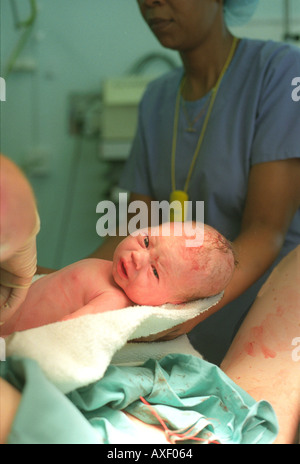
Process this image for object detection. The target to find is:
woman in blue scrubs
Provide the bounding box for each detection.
[92,0,300,364]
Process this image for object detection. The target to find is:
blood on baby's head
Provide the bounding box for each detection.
[169,222,237,302]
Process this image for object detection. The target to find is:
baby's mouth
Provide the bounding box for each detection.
[118,259,128,279]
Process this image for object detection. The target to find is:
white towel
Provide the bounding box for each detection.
[5,292,223,394]
[111,335,203,366]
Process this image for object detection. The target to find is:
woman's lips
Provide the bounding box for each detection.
[148,18,173,31]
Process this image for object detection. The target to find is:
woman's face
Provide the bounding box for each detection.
[136,0,221,51]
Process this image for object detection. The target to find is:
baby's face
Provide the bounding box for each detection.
[112,225,194,305]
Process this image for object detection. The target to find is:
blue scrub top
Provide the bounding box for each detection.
[120,38,300,364]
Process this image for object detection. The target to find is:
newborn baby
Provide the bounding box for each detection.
[0,222,236,336]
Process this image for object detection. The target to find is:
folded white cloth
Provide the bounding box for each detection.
[5,292,223,394]
[111,335,202,366]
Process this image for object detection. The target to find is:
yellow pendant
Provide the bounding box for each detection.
[169,190,189,222]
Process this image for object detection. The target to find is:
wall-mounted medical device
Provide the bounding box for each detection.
[99,53,178,160]
[100,75,155,160]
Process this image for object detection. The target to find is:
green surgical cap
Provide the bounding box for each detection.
[224,0,259,27]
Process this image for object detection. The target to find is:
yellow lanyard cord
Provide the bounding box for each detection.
[171,37,238,193]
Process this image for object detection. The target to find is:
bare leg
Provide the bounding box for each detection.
[0,378,21,444]
[221,247,300,444]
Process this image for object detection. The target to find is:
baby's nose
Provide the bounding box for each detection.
[131,250,148,270]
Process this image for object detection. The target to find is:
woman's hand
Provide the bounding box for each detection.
[0,154,40,325]
[0,218,39,324]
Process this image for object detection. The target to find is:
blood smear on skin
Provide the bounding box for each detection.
[244,326,277,359]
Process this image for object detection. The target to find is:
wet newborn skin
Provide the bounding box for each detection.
[112,222,235,305]
[0,222,236,336]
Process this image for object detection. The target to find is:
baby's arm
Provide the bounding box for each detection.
[1,259,133,335]
[61,289,131,322]
[0,259,134,335]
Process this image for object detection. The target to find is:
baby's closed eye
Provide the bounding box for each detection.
[152,266,159,279]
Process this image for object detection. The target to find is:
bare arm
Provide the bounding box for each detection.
[137,159,300,341]
[61,290,131,321]
[220,246,300,444]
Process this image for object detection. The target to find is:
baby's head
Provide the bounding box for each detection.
[112,222,236,306]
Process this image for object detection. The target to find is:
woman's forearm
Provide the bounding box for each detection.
[220,224,284,306]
